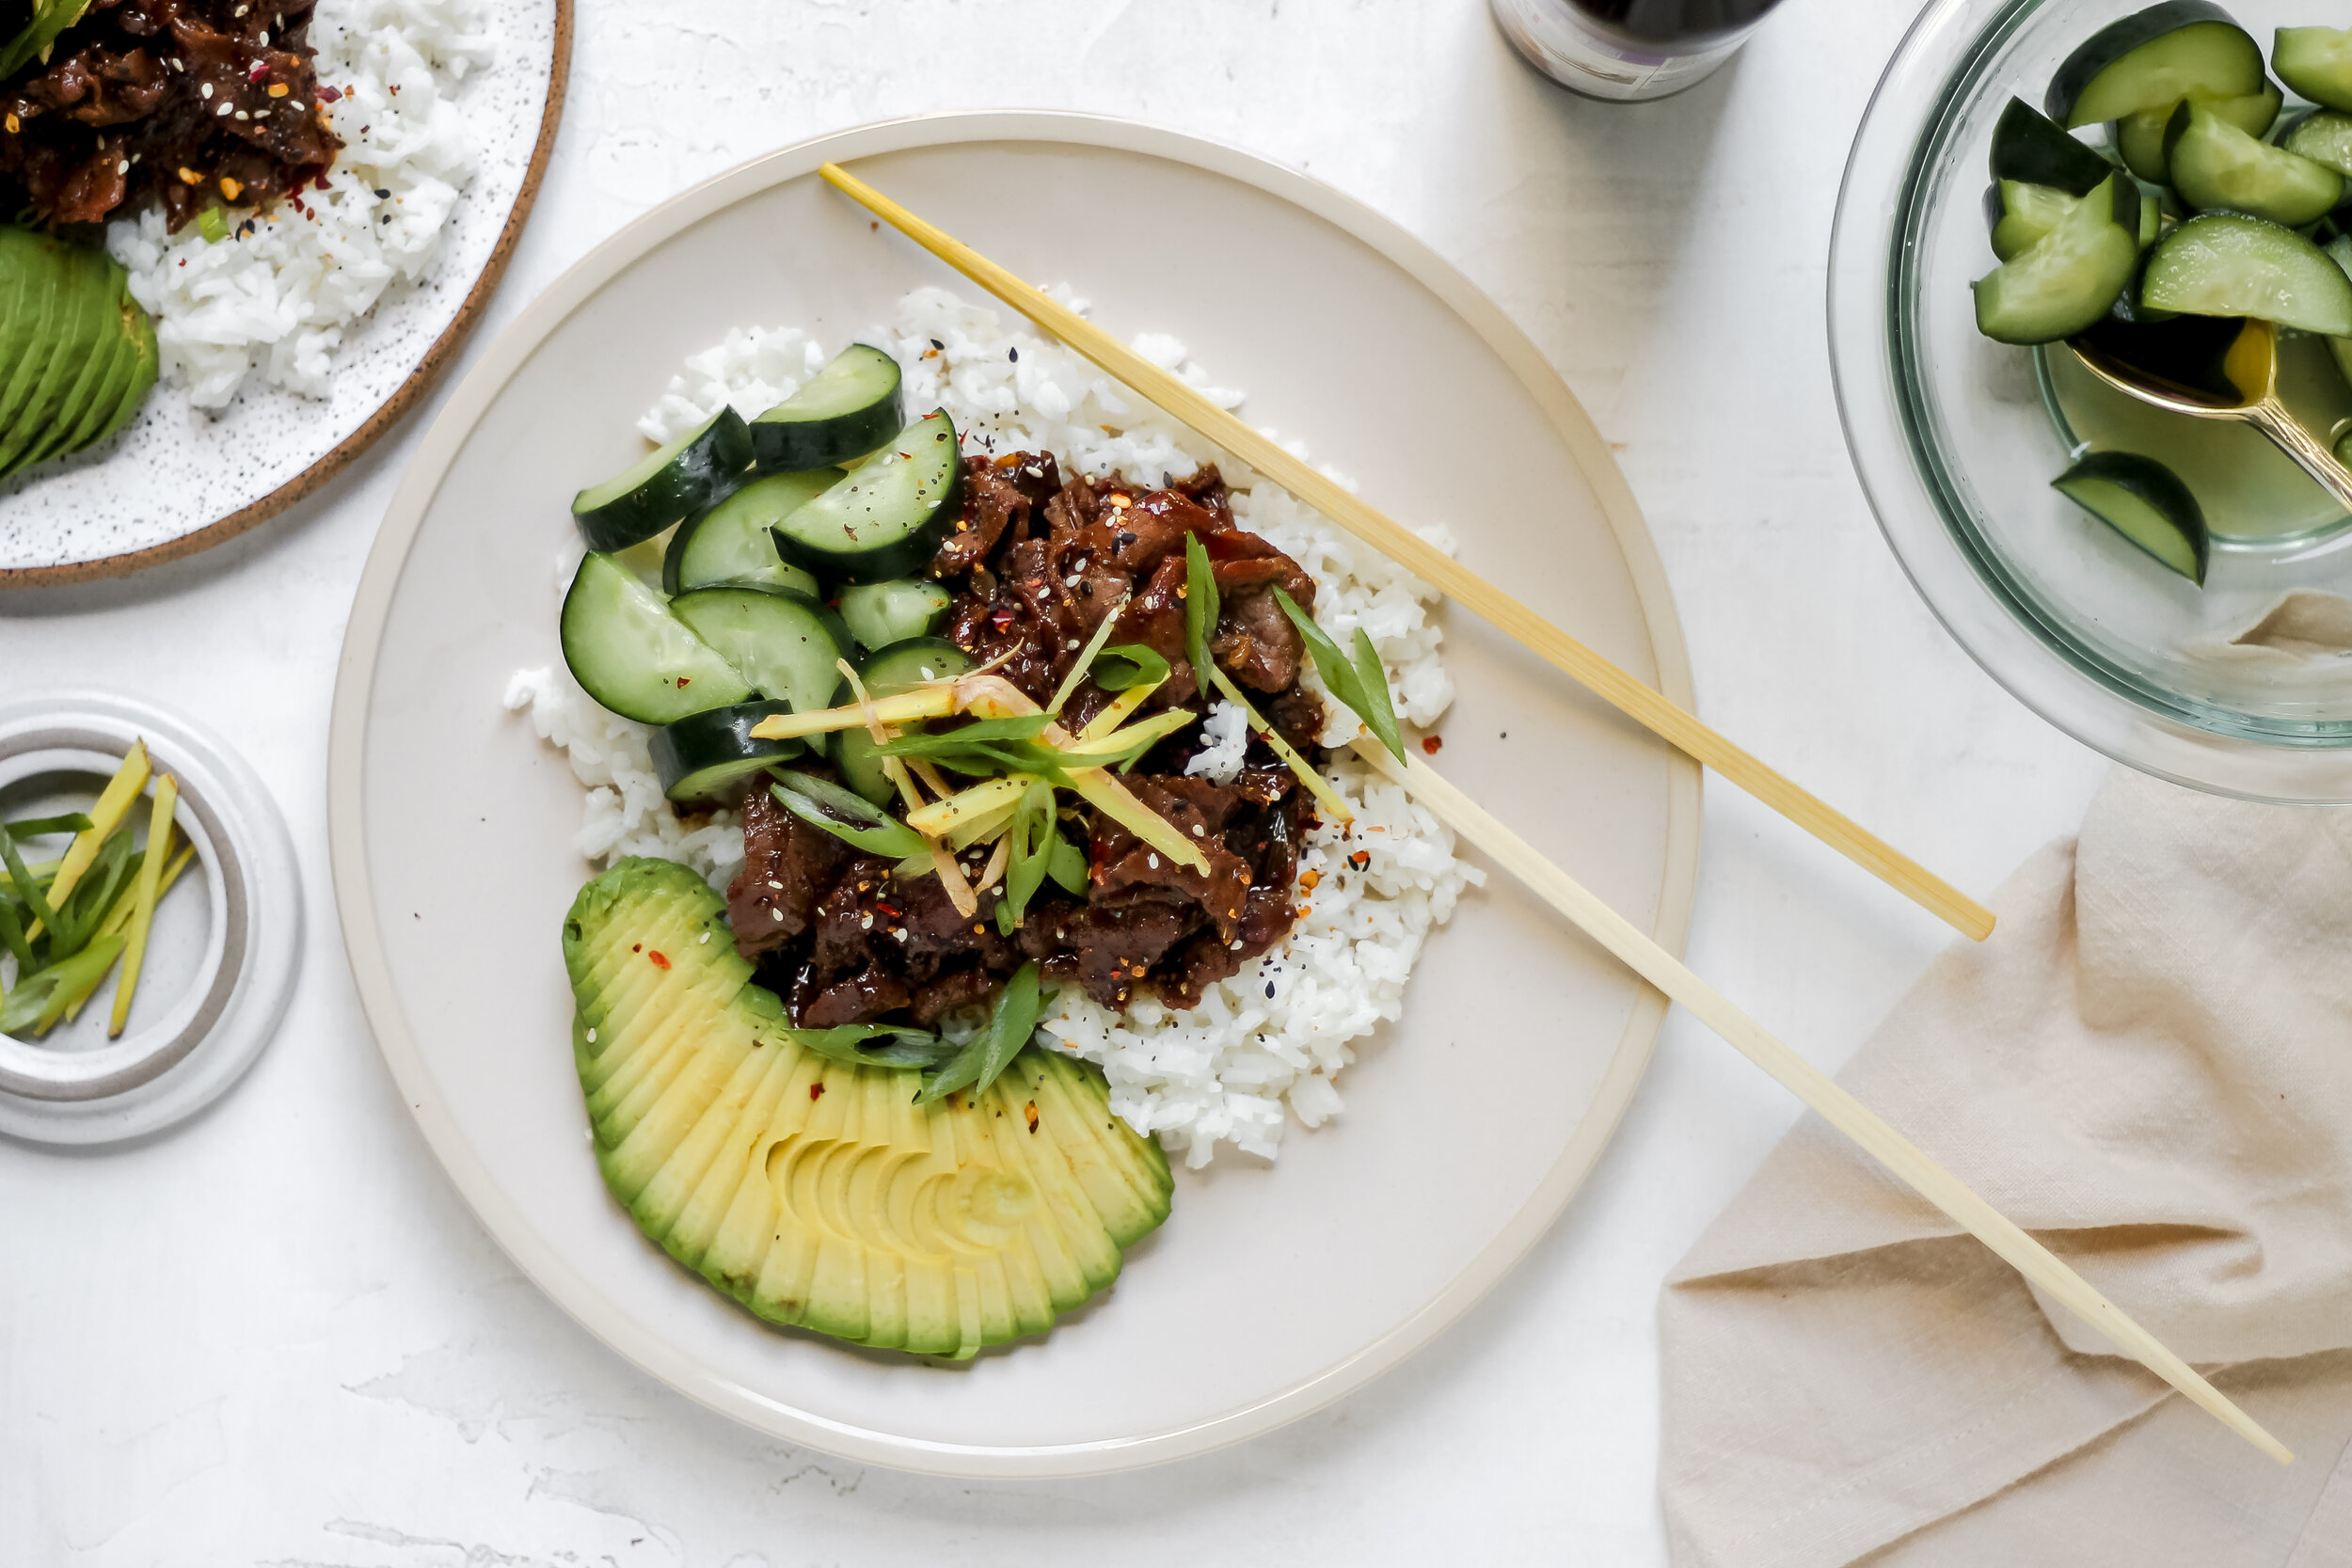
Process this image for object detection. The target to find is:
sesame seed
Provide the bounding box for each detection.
[234,109,250,119]
[1147,854,1159,870]
[585,1028,596,1043]
[200,82,214,98]
[217,103,233,116]
[770,909,783,922]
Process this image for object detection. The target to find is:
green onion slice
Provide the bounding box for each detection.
[785,1023,958,1070]
[918,961,1041,1104]
[5,813,92,841]
[1089,643,1170,694]
[1270,585,1406,763]
[1184,531,1218,698]
[768,773,929,860]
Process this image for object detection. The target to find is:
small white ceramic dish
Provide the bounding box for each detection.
[0,0,570,587]
[0,691,301,1146]
[329,112,1700,1477]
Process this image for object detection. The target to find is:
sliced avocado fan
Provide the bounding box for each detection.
[564,858,1173,1359]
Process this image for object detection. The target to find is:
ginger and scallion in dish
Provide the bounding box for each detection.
[0,739,194,1039]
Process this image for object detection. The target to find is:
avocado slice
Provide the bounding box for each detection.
[563,858,1172,1358]
[82,273,158,453]
[0,241,111,480]
[12,245,125,477]
[0,230,70,468]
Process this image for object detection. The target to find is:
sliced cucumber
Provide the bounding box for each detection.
[2047,2,2265,128]
[571,407,755,553]
[2281,110,2352,179]
[2275,26,2352,113]
[837,578,952,651]
[833,638,973,805]
[648,702,806,803]
[771,408,962,583]
[2053,451,2209,584]
[1991,97,2116,194]
[561,552,755,723]
[662,468,837,595]
[751,343,905,472]
[1992,181,2085,261]
[1974,174,2143,344]
[2112,81,2280,180]
[2141,212,2352,336]
[669,588,852,715]
[2164,100,2343,226]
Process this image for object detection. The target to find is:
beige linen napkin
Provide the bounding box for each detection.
[1660,767,2352,1567]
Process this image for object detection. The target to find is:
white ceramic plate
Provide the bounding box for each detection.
[0,0,569,586]
[328,113,1700,1477]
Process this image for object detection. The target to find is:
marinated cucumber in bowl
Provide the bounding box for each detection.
[1991,97,2118,194]
[572,406,755,552]
[561,552,756,723]
[2163,100,2342,225]
[2053,451,2211,583]
[771,408,962,582]
[750,343,905,471]
[2112,82,2278,182]
[648,701,806,803]
[2275,25,2352,111]
[2140,212,2352,335]
[2282,109,2352,178]
[2046,1,2265,128]
[662,468,836,595]
[1974,173,2143,343]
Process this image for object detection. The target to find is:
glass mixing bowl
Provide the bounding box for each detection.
[1830,0,2352,801]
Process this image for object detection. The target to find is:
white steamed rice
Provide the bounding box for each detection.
[105,0,493,408]
[507,286,1481,1166]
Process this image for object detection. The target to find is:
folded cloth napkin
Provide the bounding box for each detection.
[1659,767,2352,1568]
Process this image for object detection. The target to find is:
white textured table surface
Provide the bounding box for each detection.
[0,1,2112,1560]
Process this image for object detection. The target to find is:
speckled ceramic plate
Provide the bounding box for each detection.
[329,113,1701,1478]
[0,0,570,587]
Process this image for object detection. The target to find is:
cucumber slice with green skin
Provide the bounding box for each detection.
[836,578,952,651]
[562,552,756,723]
[2053,451,2209,584]
[571,407,755,553]
[662,469,836,596]
[751,343,905,472]
[771,408,962,583]
[647,702,807,803]
[833,638,973,805]
[2275,26,2352,113]
[669,588,852,715]
[2141,212,2352,336]
[1992,181,2079,261]
[2164,100,2343,226]
[1974,174,2143,344]
[2047,1,2265,128]
[1991,98,2117,195]
[2112,81,2280,181]
[2281,110,2352,179]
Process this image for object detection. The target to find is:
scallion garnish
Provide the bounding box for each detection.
[1089,643,1169,693]
[784,1022,959,1070]
[5,813,93,841]
[1184,531,1218,697]
[917,960,1041,1104]
[768,772,929,860]
[1270,585,1406,763]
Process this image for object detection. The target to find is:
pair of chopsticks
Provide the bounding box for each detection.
[818,162,2285,1462]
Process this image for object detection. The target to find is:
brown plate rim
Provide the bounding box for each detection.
[0,0,575,590]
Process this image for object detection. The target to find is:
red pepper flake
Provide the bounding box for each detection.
[317,84,341,103]
[1025,1101,1040,1133]
[247,59,269,82]
[1298,868,1320,891]
[631,943,642,953]
[1347,850,1371,870]
[675,675,691,688]
[1421,735,1443,754]
[646,949,671,970]
[809,1082,826,1101]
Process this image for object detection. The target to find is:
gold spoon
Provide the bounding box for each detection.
[2068,317,2352,513]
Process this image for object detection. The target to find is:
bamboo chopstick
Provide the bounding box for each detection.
[1348,738,2288,1464]
[817,161,1995,943]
